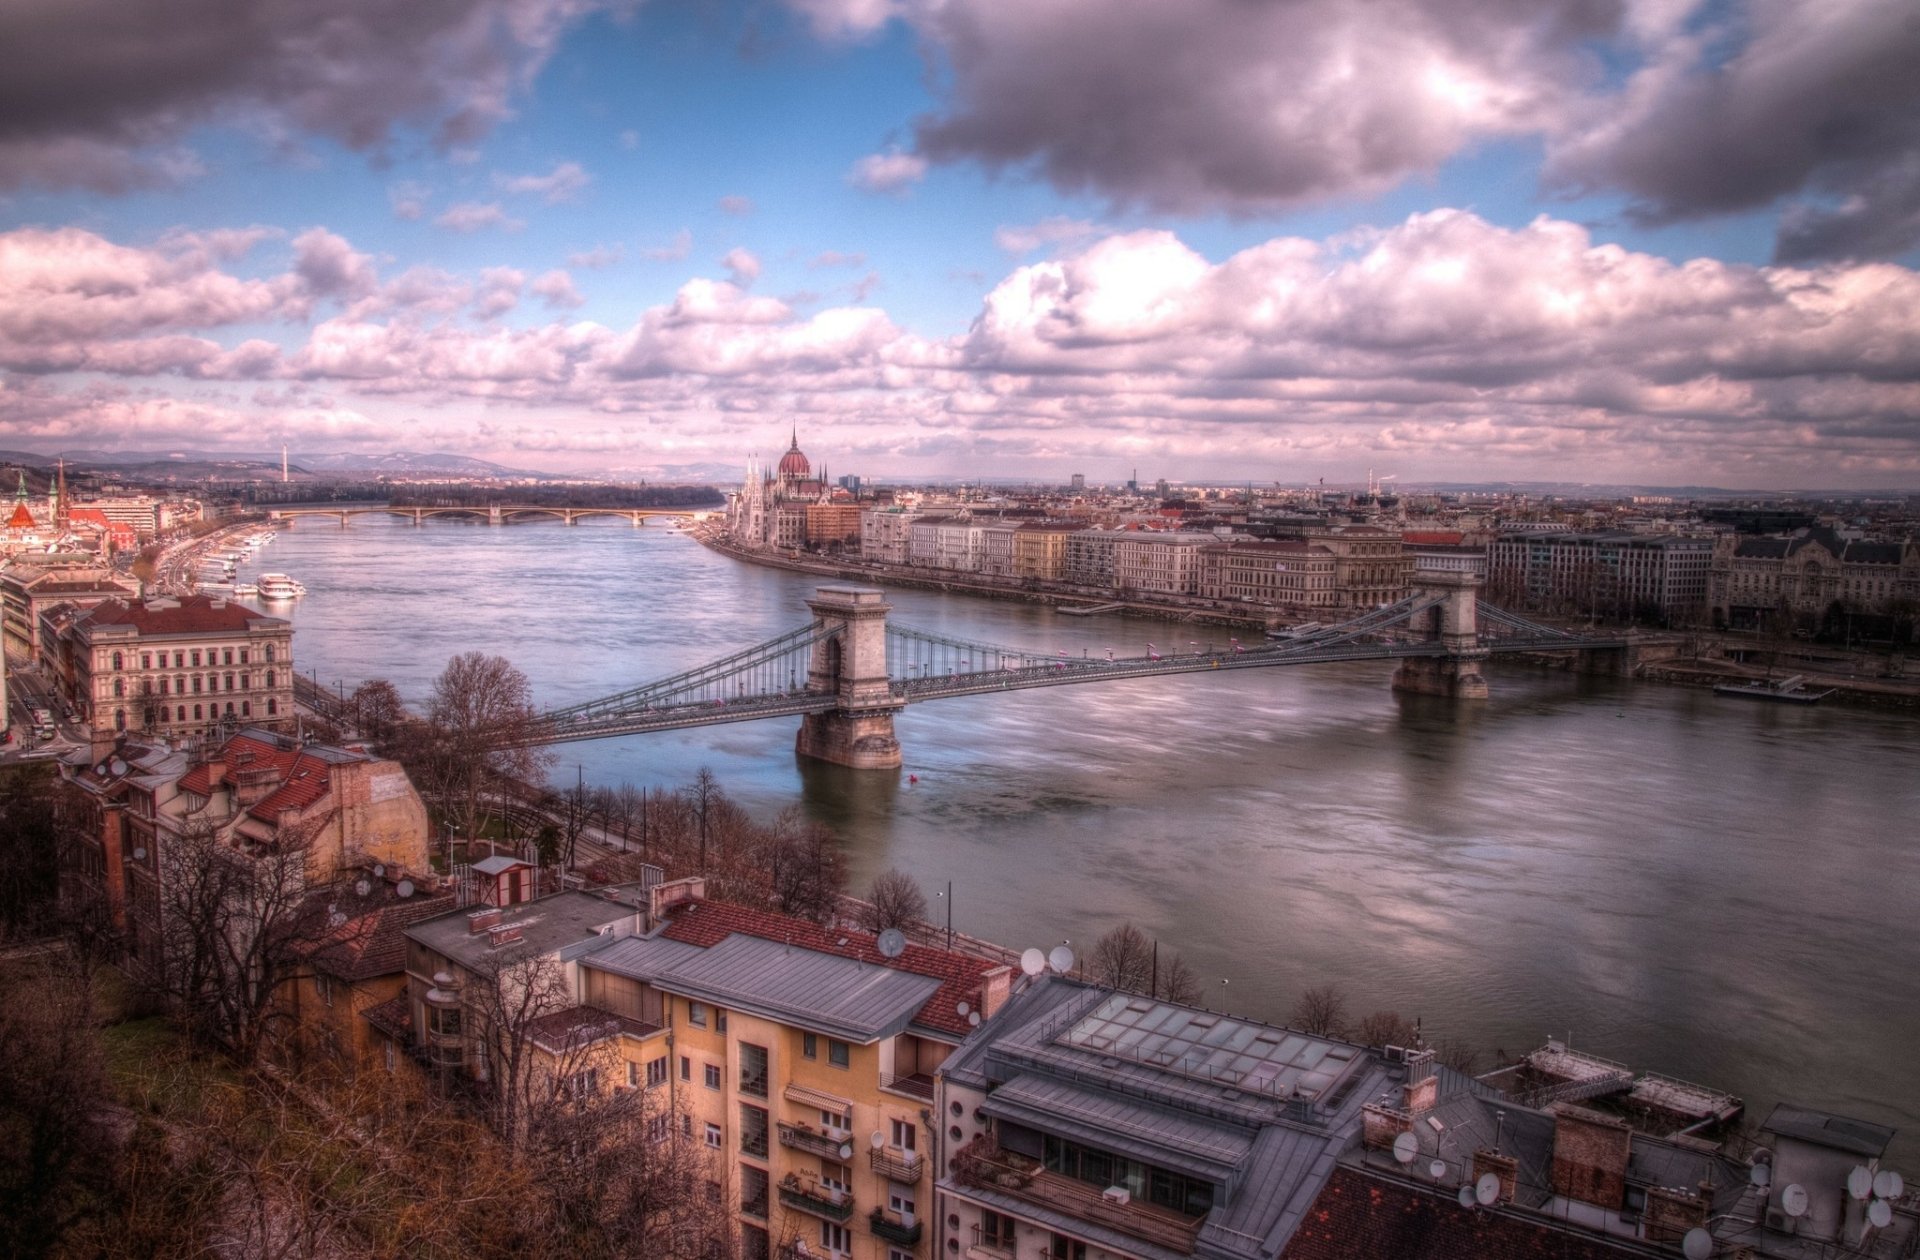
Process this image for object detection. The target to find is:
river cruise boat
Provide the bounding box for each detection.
[1713,674,1832,704]
[257,573,306,601]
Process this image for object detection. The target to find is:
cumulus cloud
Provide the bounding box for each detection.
[782,0,899,40]
[1546,0,1920,261]
[721,247,763,286]
[389,181,431,221]
[434,201,524,233]
[494,159,592,203]
[718,195,755,216]
[567,244,625,269]
[643,229,694,261]
[0,0,625,192]
[531,269,586,309]
[7,215,1920,483]
[995,217,1102,255]
[848,149,927,194]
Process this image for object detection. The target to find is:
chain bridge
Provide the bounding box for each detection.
[503,577,1639,768]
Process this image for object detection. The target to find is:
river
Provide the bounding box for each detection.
[237,513,1920,1155]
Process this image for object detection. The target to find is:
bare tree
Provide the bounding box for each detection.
[760,810,846,925]
[1090,924,1153,992]
[1159,952,1200,1005]
[348,677,407,746]
[1433,1036,1484,1076]
[1353,1010,1418,1049]
[427,652,555,846]
[857,867,929,932]
[685,766,720,875]
[1289,983,1349,1038]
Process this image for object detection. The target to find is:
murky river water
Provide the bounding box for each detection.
[238,514,1920,1155]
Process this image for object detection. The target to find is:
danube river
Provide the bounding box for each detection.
[241,514,1920,1152]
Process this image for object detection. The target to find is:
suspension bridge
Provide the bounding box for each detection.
[502,576,1646,768]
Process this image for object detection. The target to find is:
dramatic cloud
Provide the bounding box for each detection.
[494,160,592,203]
[434,201,524,233]
[0,0,627,191]
[6,215,1919,483]
[1546,0,1920,261]
[848,150,927,194]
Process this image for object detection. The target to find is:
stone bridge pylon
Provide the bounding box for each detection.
[1391,571,1489,699]
[795,586,904,769]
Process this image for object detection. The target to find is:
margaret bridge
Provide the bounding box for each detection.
[476,575,1657,769]
[268,505,713,527]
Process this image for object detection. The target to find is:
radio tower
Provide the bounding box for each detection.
[282,443,289,484]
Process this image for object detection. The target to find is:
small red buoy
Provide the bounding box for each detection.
[908,774,918,783]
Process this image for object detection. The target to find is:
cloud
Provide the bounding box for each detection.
[995,216,1102,255]
[811,250,867,269]
[722,247,762,286]
[1545,0,1920,261]
[781,0,899,40]
[848,149,927,194]
[0,0,626,193]
[291,229,378,302]
[472,267,525,319]
[389,181,432,221]
[531,269,586,309]
[494,159,592,203]
[567,244,626,269]
[434,201,524,233]
[643,229,693,261]
[718,195,755,216]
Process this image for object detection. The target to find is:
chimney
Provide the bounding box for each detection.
[1644,1185,1709,1242]
[1472,1149,1518,1204]
[205,756,227,789]
[979,965,1013,1019]
[1548,1104,1633,1210]
[1402,1049,1438,1116]
[467,908,503,934]
[648,875,706,921]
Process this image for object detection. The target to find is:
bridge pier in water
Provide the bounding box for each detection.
[795,586,903,770]
[1392,571,1490,700]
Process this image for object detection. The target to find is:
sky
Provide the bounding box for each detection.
[1,0,1918,489]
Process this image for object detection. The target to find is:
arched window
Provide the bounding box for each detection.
[193,704,202,721]
[175,705,186,722]
[265,644,276,663]
[224,702,235,716]
[111,651,123,671]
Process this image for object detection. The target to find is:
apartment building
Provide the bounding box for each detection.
[861,509,920,565]
[52,594,294,737]
[1064,530,1121,590]
[1487,531,1713,624]
[979,525,1019,579]
[1,562,141,656]
[807,503,865,551]
[1196,540,1337,610]
[1013,525,1077,583]
[1111,533,1214,596]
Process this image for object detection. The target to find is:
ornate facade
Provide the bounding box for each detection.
[727,429,833,550]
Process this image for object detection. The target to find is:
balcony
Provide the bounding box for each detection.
[779,1173,854,1223]
[880,1071,934,1102]
[950,1140,1202,1255]
[779,1121,855,1161]
[869,1147,925,1183]
[869,1207,923,1247]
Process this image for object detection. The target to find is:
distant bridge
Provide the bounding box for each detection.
[501,577,1644,768]
[267,505,714,527]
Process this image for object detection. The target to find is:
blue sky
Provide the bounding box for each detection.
[1,0,1917,487]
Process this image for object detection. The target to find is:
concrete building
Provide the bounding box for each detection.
[1112,533,1215,596]
[807,503,865,552]
[1488,532,1713,624]
[1064,530,1122,590]
[861,509,920,565]
[1,563,142,657]
[1013,525,1077,583]
[50,594,293,737]
[1197,540,1338,610]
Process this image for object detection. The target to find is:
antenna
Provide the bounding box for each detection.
[877,928,907,959]
[1681,1227,1713,1260]
[1474,1173,1500,1206]
[1047,944,1075,974]
[1392,1132,1418,1165]
[1781,1184,1809,1218]
[1020,948,1046,977]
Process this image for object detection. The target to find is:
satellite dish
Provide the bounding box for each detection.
[869,1131,885,1150]
[877,928,907,959]
[1456,1186,1476,1209]
[1781,1184,1809,1218]
[1850,1166,1875,1200]
[109,758,127,775]
[1429,1159,1447,1180]
[396,879,414,899]
[968,1011,981,1027]
[1392,1132,1419,1164]
[1749,1162,1771,1189]
[956,1000,971,1016]
[1868,1199,1893,1229]
[1475,1173,1500,1206]
[838,1142,854,1161]
[328,911,347,928]
[132,847,147,861]
[1048,945,1075,974]
[372,863,385,877]
[1874,1170,1904,1199]
[1020,948,1046,977]
[354,878,372,897]
[1681,1226,1713,1260]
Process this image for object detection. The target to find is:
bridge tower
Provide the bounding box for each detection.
[795,586,903,770]
[1392,570,1489,700]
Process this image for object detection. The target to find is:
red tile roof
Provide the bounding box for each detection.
[81,594,286,637]
[360,993,412,1041]
[1280,1168,1637,1260]
[661,899,1000,1038]
[177,733,342,824]
[6,502,36,529]
[315,893,456,981]
[1402,531,1467,545]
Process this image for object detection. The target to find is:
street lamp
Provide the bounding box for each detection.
[933,881,954,951]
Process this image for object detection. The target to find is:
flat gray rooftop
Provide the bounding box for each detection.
[1060,991,1363,1102]
[651,932,943,1043]
[407,891,638,970]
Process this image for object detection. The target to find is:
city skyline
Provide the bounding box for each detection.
[3,1,1919,488]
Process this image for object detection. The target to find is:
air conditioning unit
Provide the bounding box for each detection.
[1101,1186,1131,1205]
[1764,1208,1797,1236]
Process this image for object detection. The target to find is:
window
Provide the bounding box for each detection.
[317,974,332,1007]
[193,704,202,721]
[240,673,249,690]
[224,673,234,691]
[889,1189,916,1220]
[190,650,201,668]
[705,1124,723,1148]
[159,677,169,695]
[717,1010,728,1034]
[111,651,122,671]
[176,705,185,722]
[740,1103,768,1159]
[680,1055,691,1081]
[223,648,233,666]
[828,1038,850,1069]
[265,644,276,662]
[266,670,276,688]
[173,651,184,668]
[704,1063,722,1090]
[141,653,151,670]
[891,1118,916,1152]
[689,1001,708,1028]
[267,699,277,715]
[567,1069,599,1100]
[739,1043,768,1097]
[192,675,202,694]
[627,1061,640,1088]
[646,1055,668,1087]
[980,1212,1017,1249]
[803,1033,818,1059]
[112,679,123,697]
[741,1166,769,1221]
[239,648,248,664]
[682,1114,694,1137]
[241,701,251,717]
[821,1108,850,1132]
[648,1114,671,1144]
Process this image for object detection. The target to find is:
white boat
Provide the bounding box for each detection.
[231,582,259,597]
[257,573,306,600]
